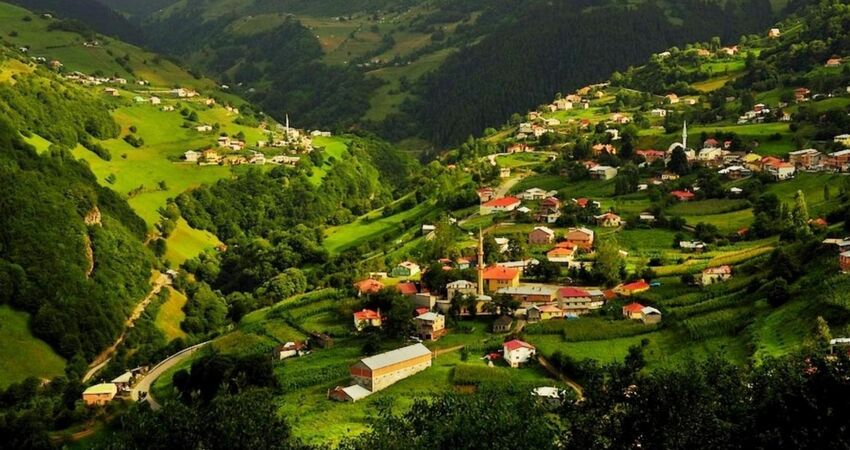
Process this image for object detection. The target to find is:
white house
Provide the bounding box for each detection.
[589,165,618,180]
[503,339,536,368]
[195,125,213,132]
[184,150,200,162]
[150,96,161,105]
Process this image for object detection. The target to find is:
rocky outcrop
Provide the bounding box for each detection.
[84,206,102,226]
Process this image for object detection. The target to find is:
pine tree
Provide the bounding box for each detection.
[791,190,811,237]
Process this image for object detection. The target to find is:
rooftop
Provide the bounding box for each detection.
[356,344,432,370]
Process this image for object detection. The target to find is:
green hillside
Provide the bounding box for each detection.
[0,305,65,387]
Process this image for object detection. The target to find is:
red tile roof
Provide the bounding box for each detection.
[354,309,381,320]
[483,196,521,208]
[415,307,430,316]
[396,282,418,296]
[547,248,574,257]
[503,339,536,351]
[623,302,645,313]
[559,287,590,298]
[670,190,695,201]
[621,280,651,292]
[354,279,384,295]
[482,266,520,281]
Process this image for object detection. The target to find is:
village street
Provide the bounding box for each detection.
[131,341,211,410]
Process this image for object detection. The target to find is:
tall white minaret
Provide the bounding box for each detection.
[285,114,290,137]
[682,120,688,149]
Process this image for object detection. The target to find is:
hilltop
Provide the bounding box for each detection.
[93,0,802,148]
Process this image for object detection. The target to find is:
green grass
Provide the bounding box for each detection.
[666,198,750,216]
[164,218,222,266]
[154,287,188,342]
[0,305,66,387]
[681,208,753,234]
[511,174,569,193]
[308,136,349,185]
[323,201,436,254]
[0,2,215,89]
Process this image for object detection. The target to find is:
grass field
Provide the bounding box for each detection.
[0,305,66,387]
[0,2,214,89]
[164,218,222,266]
[323,201,436,254]
[154,287,188,342]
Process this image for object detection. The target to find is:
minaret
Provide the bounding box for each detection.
[285,114,290,138]
[682,120,688,149]
[477,229,485,296]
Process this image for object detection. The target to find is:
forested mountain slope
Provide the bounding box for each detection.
[4,0,144,44]
[94,0,810,148]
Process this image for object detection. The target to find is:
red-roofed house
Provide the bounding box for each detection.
[396,282,419,296]
[636,149,666,163]
[701,265,732,285]
[547,247,574,264]
[481,196,521,215]
[476,187,496,203]
[354,309,382,330]
[503,339,536,367]
[704,138,719,148]
[622,302,645,319]
[670,190,695,202]
[594,212,622,228]
[566,228,595,248]
[355,279,384,296]
[616,280,651,296]
[482,266,521,292]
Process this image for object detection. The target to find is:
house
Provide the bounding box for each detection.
[184,150,200,162]
[353,309,382,331]
[558,287,600,315]
[104,87,119,97]
[328,384,372,402]
[622,302,646,320]
[195,125,213,132]
[698,147,724,162]
[670,190,695,201]
[494,237,511,253]
[481,196,521,215]
[414,312,447,341]
[718,165,752,179]
[525,305,542,323]
[482,266,521,292]
[274,341,308,360]
[519,188,552,200]
[150,96,161,105]
[554,98,573,110]
[767,161,796,180]
[768,28,781,38]
[702,265,732,285]
[391,261,421,278]
[665,93,680,104]
[565,227,594,248]
[446,280,477,301]
[637,149,666,163]
[503,340,536,368]
[720,46,739,56]
[794,88,811,102]
[528,226,556,245]
[540,197,562,212]
[350,344,432,392]
[496,285,559,303]
[639,213,656,223]
[641,307,662,324]
[834,134,850,144]
[493,315,513,332]
[616,280,651,296]
[395,282,419,296]
[661,171,680,181]
[650,108,668,117]
[592,144,617,156]
[679,240,706,252]
[533,304,564,320]
[829,150,850,171]
[82,383,118,406]
[840,251,850,273]
[824,56,840,66]
[354,279,384,296]
[476,187,496,203]
[589,165,618,180]
[202,149,221,163]
[594,212,622,228]
[546,247,574,264]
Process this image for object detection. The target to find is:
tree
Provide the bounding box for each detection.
[790,190,811,237]
[765,277,789,307]
[256,268,307,304]
[591,238,624,287]
[614,163,639,195]
[667,147,690,175]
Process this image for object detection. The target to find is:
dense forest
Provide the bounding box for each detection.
[0,117,151,360]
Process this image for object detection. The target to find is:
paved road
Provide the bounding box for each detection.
[131,341,211,410]
[83,273,171,382]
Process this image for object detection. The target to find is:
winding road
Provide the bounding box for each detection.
[131,340,211,410]
[83,272,172,382]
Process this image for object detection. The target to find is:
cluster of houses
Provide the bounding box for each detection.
[81,367,147,407]
[183,147,301,167]
[65,72,128,87]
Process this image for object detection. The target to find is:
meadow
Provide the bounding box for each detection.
[0,305,66,387]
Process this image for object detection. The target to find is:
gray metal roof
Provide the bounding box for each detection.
[358,343,431,370]
[342,384,372,400]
